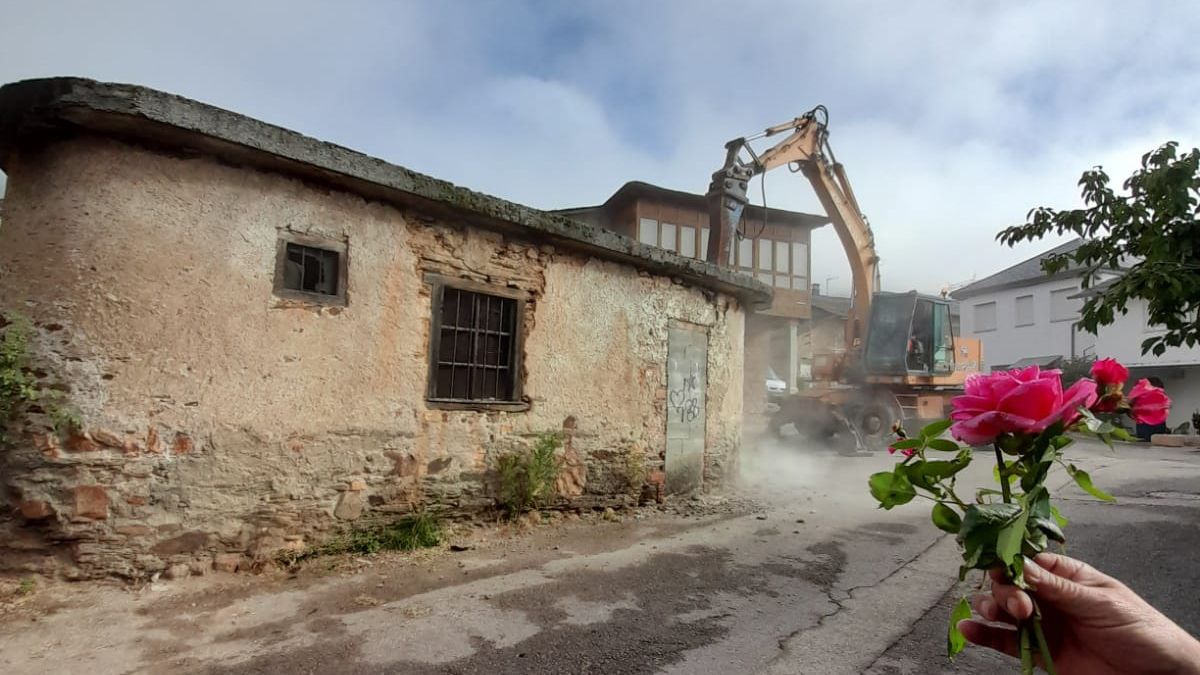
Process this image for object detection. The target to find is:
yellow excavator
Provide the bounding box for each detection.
[705,106,982,448]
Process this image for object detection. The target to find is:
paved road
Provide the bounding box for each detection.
[2,439,1196,674]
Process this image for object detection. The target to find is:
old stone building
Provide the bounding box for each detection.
[0,78,768,579]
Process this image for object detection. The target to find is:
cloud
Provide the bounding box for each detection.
[1,1,1197,295]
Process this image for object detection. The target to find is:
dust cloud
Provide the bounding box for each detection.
[739,430,876,505]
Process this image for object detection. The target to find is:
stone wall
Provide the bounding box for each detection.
[0,135,745,579]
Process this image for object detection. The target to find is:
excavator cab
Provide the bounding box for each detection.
[864,292,956,378]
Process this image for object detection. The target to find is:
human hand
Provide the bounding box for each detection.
[959,553,1200,675]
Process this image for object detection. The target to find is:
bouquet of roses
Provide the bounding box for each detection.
[868,358,1169,674]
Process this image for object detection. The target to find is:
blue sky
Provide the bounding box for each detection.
[2,0,1198,295]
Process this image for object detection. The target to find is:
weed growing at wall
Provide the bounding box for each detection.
[0,315,39,438]
[0,313,84,440]
[621,445,648,496]
[276,511,442,568]
[496,431,562,515]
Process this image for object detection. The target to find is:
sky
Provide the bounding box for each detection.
[1,0,1198,296]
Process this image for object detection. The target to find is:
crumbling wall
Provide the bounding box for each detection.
[0,135,744,579]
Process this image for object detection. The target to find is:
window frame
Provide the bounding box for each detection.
[424,274,529,412]
[974,301,998,333]
[1014,294,1035,327]
[273,231,349,306]
[1049,287,1080,323]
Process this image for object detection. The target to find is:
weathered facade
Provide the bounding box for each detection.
[0,78,769,579]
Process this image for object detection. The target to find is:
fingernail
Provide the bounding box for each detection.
[1023,557,1043,582]
[1006,596,1022,617]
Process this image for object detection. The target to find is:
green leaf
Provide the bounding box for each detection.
[1050,504,1069,528]
[926,438,960,452]
[1111,427,1135,442]
[1066,464,1116,502]
[918,459,971,481]
[948,596,972,659]
[920,419,953,440]
[932,502,962,534]
[890,438,923,451]
[996,507,1030,566]
[1031,516,1066,543]
[1051,435,1072,450]
[960,502,1021,556]
[868,470,917,509]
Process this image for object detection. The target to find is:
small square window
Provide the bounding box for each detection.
[274,234,347,305]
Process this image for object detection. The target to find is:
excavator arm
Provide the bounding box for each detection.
[704,106,879,356]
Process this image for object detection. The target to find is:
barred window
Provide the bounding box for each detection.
[428,282,524,405]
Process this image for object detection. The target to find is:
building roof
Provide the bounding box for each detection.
[951,239,1085,300]
[556,180,830,230]
[810,294,852,318]
[0,77,772,307]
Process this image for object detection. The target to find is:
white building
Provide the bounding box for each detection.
[954,239,1199,429]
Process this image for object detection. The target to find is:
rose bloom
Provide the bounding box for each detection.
[950,366,1098,446]
[1128,378,1170,426]
[1090,358,1130,388]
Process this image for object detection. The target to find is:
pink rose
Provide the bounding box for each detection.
[1090,358,1129,388]
[950,365,1098,446]
[1128,378,1170,426]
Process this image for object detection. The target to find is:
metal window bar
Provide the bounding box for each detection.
[435,287,515,401]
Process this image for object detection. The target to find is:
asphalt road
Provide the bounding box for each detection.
[2,440,1197,674]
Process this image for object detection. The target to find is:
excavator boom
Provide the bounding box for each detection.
[705,107,879,357]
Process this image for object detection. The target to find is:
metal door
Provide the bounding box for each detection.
[665,325,707,494]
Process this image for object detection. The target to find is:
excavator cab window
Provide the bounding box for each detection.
[865,293,957,377]
[930,302,956,375]
[864,293,917,376]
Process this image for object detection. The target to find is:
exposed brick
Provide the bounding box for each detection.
[72,486,109,521]
[125,495,147,506]
[146,426,163,454]
[66,432,100,453]
[172,433,194,454]
[19,500,55,520]
[213,553,241,573]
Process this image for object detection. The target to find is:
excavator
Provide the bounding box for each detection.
[705,106,982,449]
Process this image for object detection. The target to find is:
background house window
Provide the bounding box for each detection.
[737,237,753,270]
[638,218,658,245]
[756,238,773,284]
[974,301,997,332]
[1015,294,1034,327]
[679,225,696,258]
[791,241,808,289]
[1050,287,1081,322]
[430,284,521,403]
[661,222,677,251]
[274,233,347,305]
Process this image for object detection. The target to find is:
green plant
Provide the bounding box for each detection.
[0,315,39,429]
[496,432,562,515]
[16,577,35,595]
[47,398,84,435]
[276,512,442,568]
[999,142,1200,356]
[1058,355,1095,387]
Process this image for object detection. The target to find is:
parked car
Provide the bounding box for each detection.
[766,367,787,398]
